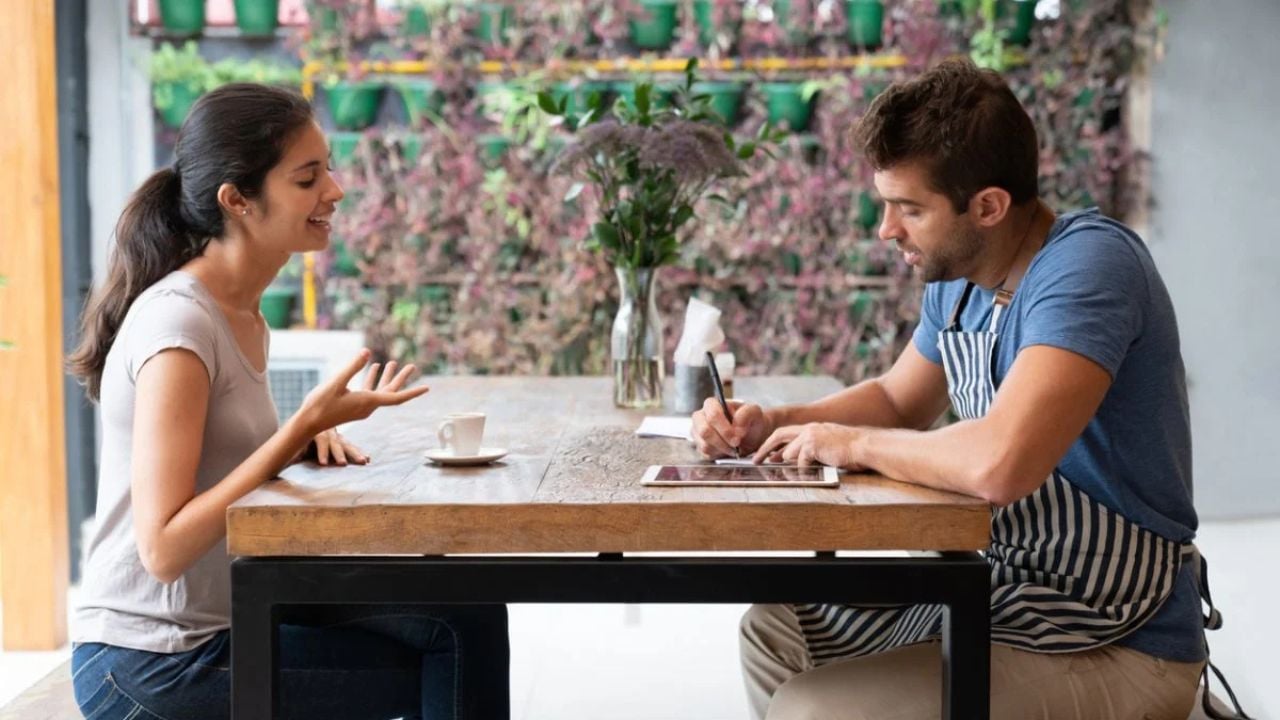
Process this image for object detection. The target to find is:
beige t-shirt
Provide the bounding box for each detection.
[73,271,279,653]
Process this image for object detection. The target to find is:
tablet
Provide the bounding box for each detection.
[640,464,839,487]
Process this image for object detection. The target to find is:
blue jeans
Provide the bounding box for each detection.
[70,604,509,720]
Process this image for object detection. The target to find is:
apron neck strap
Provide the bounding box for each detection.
[944,282,1015,333]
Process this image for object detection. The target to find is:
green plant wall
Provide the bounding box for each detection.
[293,0,1151,384]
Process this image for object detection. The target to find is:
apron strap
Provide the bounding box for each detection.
[1182,544,1253,719]
[944,283,1012,334]
[945,282,976,332]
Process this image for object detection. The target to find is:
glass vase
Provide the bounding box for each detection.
[611,266,665,408]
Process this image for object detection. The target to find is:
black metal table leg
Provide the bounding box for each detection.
[940,552,991,720]
[231,563,278,720]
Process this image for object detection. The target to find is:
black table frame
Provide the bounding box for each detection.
[231,552,990,719]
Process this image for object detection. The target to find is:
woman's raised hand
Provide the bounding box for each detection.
[295,349,429,437]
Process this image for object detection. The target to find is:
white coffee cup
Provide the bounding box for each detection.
[437,412,486,456]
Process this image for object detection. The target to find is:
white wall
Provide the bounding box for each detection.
[87,0,154,288]
[1148,0,1280,520]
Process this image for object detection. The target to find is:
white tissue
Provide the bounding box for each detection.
[673,297,725,366]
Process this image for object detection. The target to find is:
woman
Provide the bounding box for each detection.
[66,83,509,720]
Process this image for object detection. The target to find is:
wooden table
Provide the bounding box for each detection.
[228,376,992,719]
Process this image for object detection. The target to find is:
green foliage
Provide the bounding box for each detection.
[150,41,302,111]
[209,57,304,87]
[969,0,1009,70]
[303,0,1147,386]
[149,41,212,111]
[539,59,784,269]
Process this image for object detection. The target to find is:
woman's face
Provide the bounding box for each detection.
[248,121,344,255]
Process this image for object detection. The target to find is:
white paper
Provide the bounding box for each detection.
[635,416,693,440]
[672,297,725,366]
[714,458,790,467]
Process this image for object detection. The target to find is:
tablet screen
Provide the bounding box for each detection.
[644,464,836,486]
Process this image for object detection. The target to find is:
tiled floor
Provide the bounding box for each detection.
[3,518,1276,718]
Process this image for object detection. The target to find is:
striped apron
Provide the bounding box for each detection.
[797,282,1248,717]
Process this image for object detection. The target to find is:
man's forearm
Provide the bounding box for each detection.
[768,378,910,430]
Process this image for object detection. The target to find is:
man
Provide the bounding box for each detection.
[693,59,1231,720]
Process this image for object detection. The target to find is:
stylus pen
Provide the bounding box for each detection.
[705,351,740,459]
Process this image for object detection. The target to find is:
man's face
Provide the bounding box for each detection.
[873,162,982,283]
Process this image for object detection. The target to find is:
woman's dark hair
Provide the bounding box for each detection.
[68,83,313,400]
[852,58,1039,213]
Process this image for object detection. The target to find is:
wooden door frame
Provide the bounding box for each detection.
[0,0,69,651]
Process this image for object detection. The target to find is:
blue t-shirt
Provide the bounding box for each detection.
[911,208,1205,662]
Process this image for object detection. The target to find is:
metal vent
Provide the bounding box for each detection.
[266,365,321,424]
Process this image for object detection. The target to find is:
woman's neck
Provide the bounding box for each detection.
[182,235,286,313]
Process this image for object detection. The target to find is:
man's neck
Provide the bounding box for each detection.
[969,200,1050,291]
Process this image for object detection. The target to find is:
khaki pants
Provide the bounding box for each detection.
[741,604,1204,720]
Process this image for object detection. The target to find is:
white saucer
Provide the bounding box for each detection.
[423,447,509,466]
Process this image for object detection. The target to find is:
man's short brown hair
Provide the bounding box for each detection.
[853,58,1039,213]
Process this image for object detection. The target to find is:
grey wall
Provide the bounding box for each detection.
[1149,0,1280,519]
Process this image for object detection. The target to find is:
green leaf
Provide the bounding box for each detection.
[737,142,757,160]
[672,204,695,229]
[563,182,586,202]
[636,84,651,116]
[593,221,621,250]
[536,91,562,116]
[707,193,730,206]
[723,132,736,152]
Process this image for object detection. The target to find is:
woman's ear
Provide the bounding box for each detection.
[969,187,1013,229]
[216,182,251,219]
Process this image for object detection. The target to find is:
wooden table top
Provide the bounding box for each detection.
[227,376,990,556]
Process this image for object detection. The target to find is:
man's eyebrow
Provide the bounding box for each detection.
[881,196,924,207]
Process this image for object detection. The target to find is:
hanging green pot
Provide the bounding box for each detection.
[328,131,362,168]
[772,0,813,46]
[845,0,884,48]
[403,4,431,37]
[260,286,297,329]
[761,82,815,131]
[691,81,744,125]
[159,0,206,35]
[629,0,679,50]
[326,81,384,131]
[233,0,278,36]
[397,79,443,127]
[155,82,202,129]
[474,3,514,45]
[694,0,741,47]
[1005,0,1036,45]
